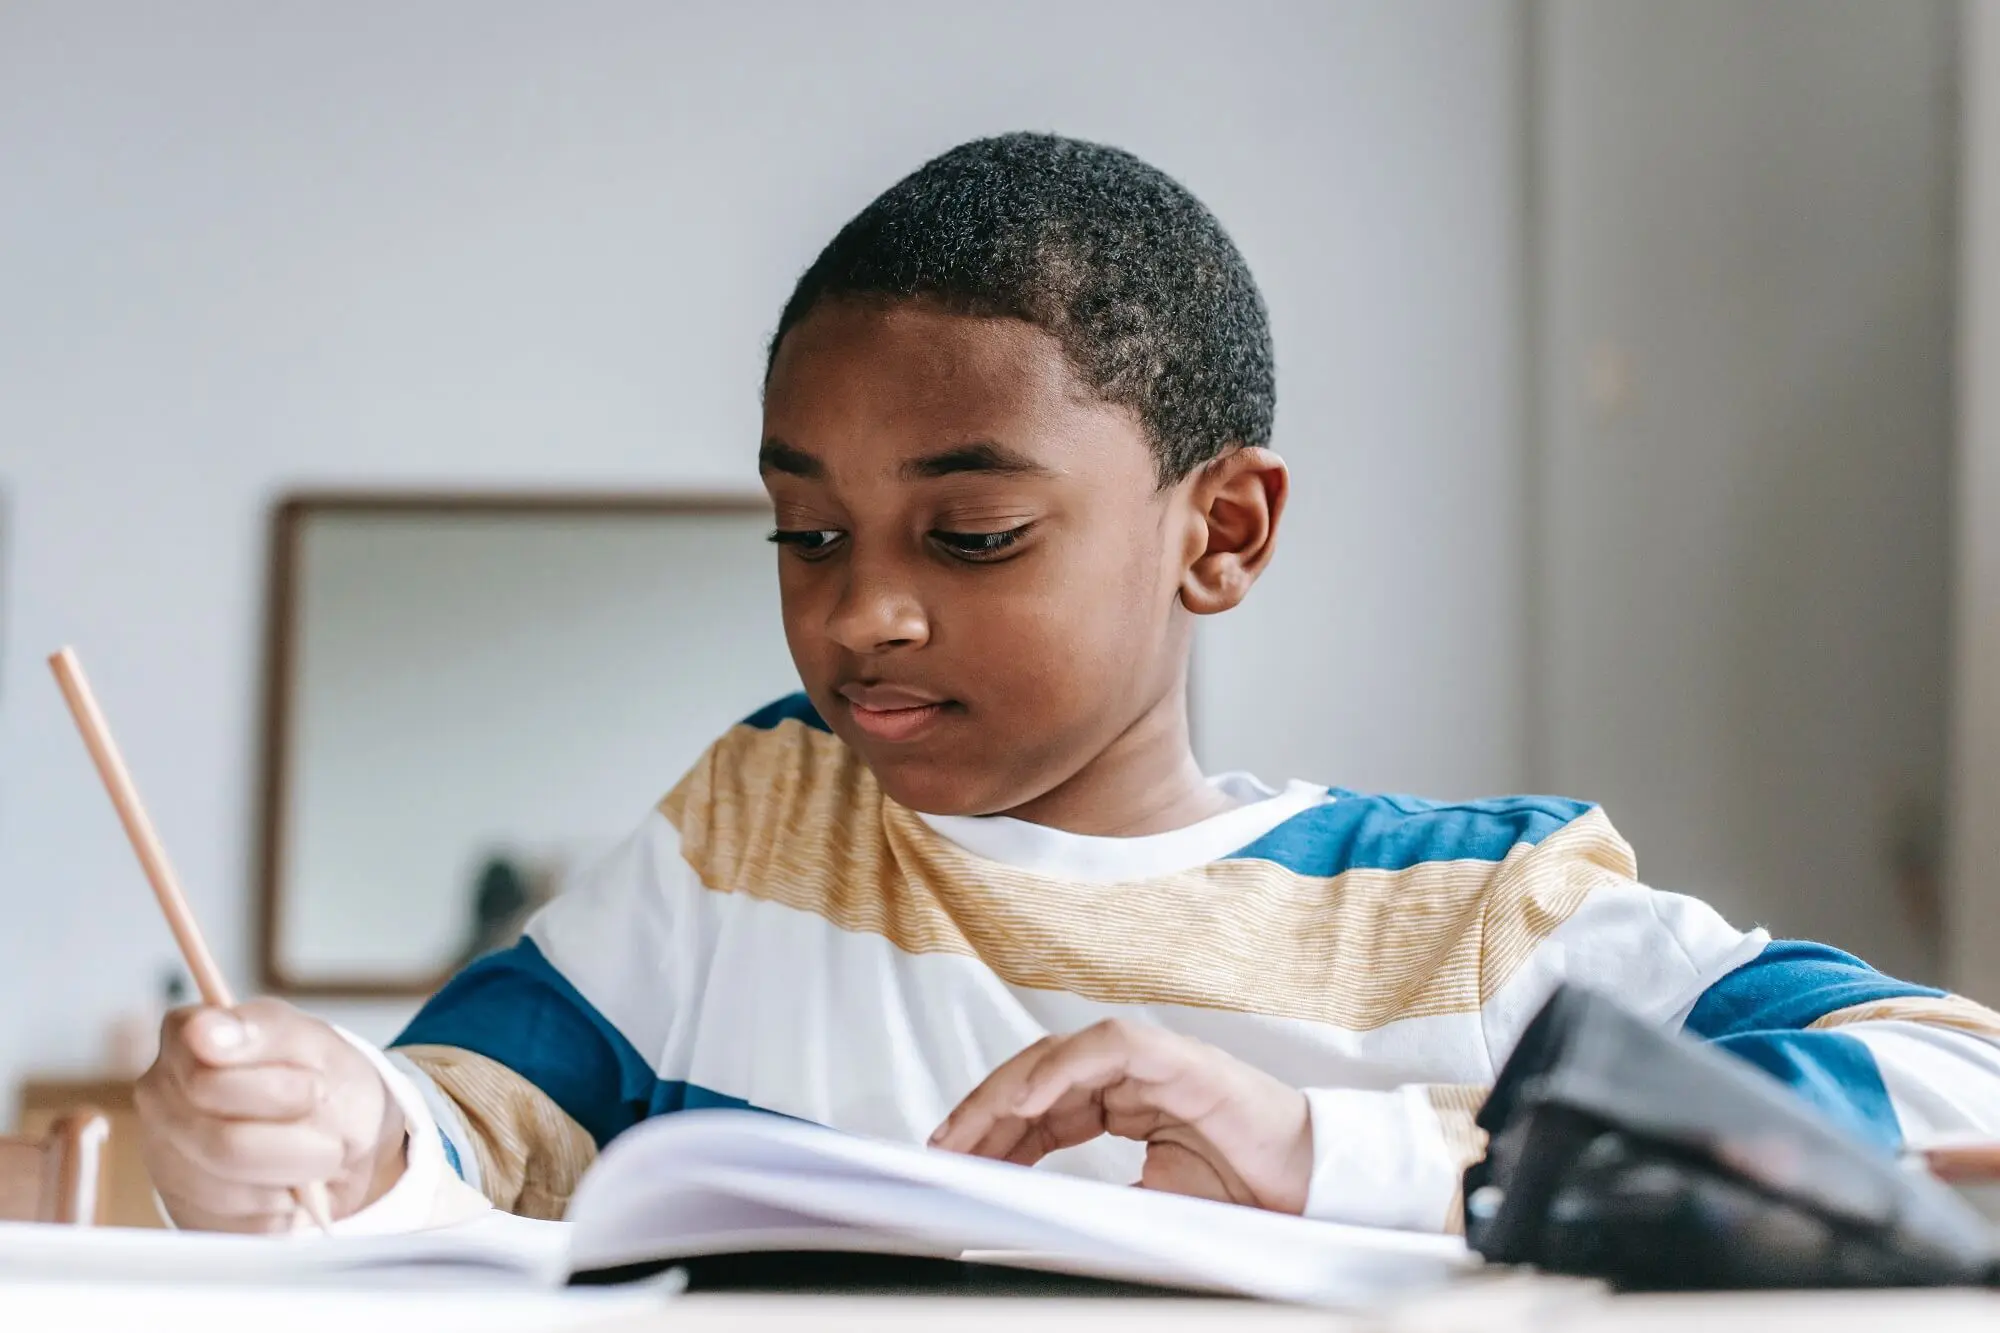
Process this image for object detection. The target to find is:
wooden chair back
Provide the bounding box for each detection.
[0,1108,109,1224]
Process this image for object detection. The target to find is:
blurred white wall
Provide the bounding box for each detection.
[0,2,1530,1093]
[1536,0,1958,985]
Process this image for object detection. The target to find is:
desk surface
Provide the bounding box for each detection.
[2,1280,1999,1333]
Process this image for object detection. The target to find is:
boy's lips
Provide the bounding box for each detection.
[837,684,957,743]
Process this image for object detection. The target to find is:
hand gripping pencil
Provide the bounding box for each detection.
[49,646,335,1233]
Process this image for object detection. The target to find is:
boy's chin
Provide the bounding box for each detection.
[866,756,1025,821]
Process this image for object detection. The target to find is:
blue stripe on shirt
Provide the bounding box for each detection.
[1223,791,1594,877]
[392,937,756,1148]
[1709,1029,1902,1152]
[1681,941,1935,1154]
[1683,940,1944,1039]
[741,693,829,733]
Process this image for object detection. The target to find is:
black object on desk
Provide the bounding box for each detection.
[1463,984,1999,1290]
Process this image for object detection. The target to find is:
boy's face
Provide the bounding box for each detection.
[761,300,1200,818]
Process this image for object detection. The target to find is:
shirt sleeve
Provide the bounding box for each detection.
[320,1029,493,1233]
[1301,821,1766,1233]
[336,808,691,1227]
[1299,1084,1481,1231]
[1683,941,2000,1151]
[1301,879,2000,1234]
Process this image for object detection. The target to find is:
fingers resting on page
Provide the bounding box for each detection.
[928,1019,1315,1215]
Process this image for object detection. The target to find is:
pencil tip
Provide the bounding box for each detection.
[298,1182,336,1234]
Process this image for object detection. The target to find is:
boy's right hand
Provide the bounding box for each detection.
[135,999,408,1232]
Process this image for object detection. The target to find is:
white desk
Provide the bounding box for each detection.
[3,1280,1998,1333]
[0,1279,659,1332]
[590,1288,2000,1332]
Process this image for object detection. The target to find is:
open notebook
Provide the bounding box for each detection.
[0,1110,1471,1307]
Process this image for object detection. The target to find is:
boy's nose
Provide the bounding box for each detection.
[825,565,930,654]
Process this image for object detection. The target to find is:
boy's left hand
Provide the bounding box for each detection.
[929,1020,1313,1214]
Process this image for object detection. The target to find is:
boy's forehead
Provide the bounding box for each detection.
[762,302,1148,479]
[765,303,1076,433]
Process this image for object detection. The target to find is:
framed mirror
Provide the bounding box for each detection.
[254,493,799,996]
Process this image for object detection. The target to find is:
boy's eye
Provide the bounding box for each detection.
[931,524,1031,562]
[768,528,845,559]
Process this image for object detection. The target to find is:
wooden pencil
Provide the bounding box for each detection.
[48,646,335,1234]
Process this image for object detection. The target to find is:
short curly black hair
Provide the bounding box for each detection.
[767,132,1275,485]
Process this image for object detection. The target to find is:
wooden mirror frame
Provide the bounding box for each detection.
[253,490,774,998]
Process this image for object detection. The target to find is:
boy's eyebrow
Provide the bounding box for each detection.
[759,439,1054,482]
[758,439,824,479]
[901,441,1052,480]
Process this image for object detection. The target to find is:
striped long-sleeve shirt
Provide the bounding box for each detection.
[340,694,2000,1233]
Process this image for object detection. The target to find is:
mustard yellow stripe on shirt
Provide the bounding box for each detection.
[663,719,1629,1031]
[1426,1084,1490,1235]
[396,1044,597,1221]
[1426,1084,1490,1172]
[1808,995,2000,1040]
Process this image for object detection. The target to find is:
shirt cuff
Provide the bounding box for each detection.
[325,1026,477,1234]
[1301,1085,1464,1231]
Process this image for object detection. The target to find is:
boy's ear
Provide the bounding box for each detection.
[1178,446,1287,616]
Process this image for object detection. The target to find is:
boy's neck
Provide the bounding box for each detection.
[996,693,1237,838]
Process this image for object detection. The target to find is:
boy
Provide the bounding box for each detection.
[137,133,2000,1235]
